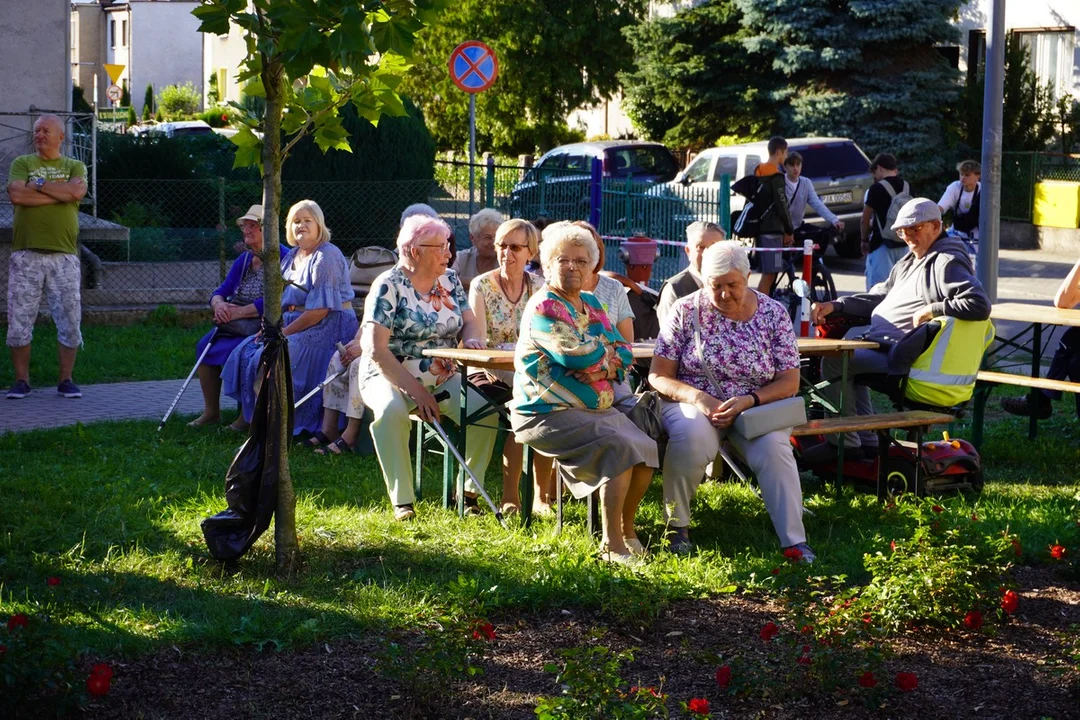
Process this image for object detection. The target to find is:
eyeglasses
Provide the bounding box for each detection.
[896,222,928,238]
[416,242,450,251]
[556,257,591,269]
[496,243,529,253]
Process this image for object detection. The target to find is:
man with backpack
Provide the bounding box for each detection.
[860,153,911,290]
[752,136,795,293]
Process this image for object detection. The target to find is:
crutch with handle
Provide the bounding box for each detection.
[293,343,349,410]
[158,328,217,432]
[426,390,506,528]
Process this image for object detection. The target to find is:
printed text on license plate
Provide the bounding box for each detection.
[822,192,852,205]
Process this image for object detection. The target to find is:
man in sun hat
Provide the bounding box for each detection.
[800,197,990,464]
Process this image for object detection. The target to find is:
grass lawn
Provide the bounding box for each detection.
[0,314,207,388]
[1,395,1079,716]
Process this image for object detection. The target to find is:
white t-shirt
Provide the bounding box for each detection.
[938,180,980,240]
[590,274,635,328]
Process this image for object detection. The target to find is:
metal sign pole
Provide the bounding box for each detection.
[978,0,1005,303]
[469,93,476,219]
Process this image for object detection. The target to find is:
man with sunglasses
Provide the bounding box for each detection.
[801,198,990,464]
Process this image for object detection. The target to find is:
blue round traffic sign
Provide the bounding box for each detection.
[449,41,499,94]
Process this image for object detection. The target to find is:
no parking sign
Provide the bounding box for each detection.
[449,41,499,93]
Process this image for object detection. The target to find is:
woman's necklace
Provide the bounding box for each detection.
[496,271,525,304]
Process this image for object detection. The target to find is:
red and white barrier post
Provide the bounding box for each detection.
[800,239,813,337]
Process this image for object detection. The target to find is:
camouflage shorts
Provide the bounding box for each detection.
[6,250,82,348]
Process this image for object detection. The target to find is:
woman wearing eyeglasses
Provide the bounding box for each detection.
[509,222,658,566]
[350,214,498,521]
[468,219,550,516]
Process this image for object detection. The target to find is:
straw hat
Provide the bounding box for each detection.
[235,204,263,226]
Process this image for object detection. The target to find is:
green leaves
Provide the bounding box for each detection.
[193,0,441,173]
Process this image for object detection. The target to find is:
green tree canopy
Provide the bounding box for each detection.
[621,0,775,150]
[736,0,963,186]
[399,0,647,154]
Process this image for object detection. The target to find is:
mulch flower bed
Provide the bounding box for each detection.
[85,567,1080,719]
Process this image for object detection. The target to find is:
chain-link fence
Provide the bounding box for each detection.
[0,111,96,210]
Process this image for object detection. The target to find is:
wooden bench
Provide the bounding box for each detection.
[791,410,955,500]
[976,370,1080,395]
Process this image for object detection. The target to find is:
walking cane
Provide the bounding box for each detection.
[294,343,349,410]
[158,327,217,432]
[424,390,506,527]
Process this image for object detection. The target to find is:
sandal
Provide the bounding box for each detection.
[303,430,332,448]
[314,437,354,456]
[394,504,416,521]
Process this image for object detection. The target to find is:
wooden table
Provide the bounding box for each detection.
[973,302,1080,442]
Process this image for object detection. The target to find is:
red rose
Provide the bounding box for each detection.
[801,624,813,634]
[687,697,710,715]
[7,614,28,631]
[220,114,228,122]
[858,671,877,688]
[770,567,780,575]
[783,547,803,563]
[47,576,61,586]
[715,665,732,688]
[932,505,944,513]
[86,674,110,697]
[894,671,918,692]
[471,621,496,641]
[797,654,812,666]
[889,540,896,552]
[971,512,979,521]
[1049,544,1066,560]
[1011,538,1022,557]
[760,621,779,642]
[1001,590,1019,614]
[91,663,114,681]
[963,609,983,630]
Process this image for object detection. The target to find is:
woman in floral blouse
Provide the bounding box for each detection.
[509,222,658,566]
[353,215,498,521]
[468,218,551,516]
[649,241,813,561]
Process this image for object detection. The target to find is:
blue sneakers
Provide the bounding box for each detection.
[6,379,31,399]
[57,380,82,398]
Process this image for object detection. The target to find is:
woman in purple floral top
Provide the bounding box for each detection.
[649,241,813,561]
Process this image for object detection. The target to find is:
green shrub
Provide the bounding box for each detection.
[142,83,154,120]
[71,85,93,114]
[126,106,137,127]
[157,82,201,119]
[196,107,232,128]
[120,83,131,108]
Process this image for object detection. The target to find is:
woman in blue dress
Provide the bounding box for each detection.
[222,199,359,435]
[190,204,288,428]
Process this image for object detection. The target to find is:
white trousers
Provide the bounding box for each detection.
[660,399,806,548]
[359,372,499,506]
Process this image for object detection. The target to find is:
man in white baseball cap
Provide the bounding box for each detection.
[800,197,990,464]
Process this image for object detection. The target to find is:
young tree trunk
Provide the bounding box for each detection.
[260,57,302,575]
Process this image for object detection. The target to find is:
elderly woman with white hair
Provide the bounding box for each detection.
[222,199,358,435]
[648,241,813,561]
[452,208,502,289]
[353,214,498,521]
[509,222,658,566]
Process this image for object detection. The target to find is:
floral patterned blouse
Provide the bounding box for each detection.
[511,289,633,416]
[469,270,542,348]
[357,266,471,390]
[654,289,800,400]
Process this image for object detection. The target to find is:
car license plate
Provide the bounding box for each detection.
[821,192,852,205]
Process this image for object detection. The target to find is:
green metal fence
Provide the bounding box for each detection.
[1000,151,1080,223]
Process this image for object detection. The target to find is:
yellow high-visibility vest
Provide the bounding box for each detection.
[905,316,994,407]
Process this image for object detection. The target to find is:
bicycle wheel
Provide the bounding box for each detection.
[811,262,837,303]
[769,263,800,321]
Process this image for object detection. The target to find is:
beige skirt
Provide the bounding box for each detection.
[510,403,659,499]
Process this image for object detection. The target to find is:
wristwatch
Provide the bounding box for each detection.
[33,177,46,190]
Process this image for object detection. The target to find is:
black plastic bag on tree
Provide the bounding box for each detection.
[201,323,294,561]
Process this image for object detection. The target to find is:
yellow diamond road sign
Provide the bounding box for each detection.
[104,64,125,84]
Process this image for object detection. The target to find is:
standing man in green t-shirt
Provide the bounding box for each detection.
[6,114,88,399]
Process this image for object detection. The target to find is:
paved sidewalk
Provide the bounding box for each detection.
[1,379,236,434]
